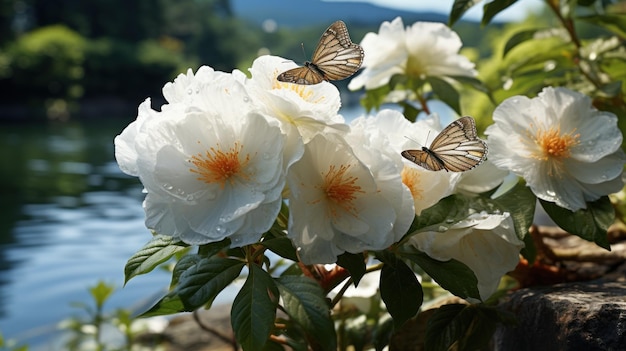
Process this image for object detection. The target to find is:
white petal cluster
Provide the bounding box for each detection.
[115,68,285,246]
[349,17,477,91]
[410,212,524,301]
[486,87,626,211]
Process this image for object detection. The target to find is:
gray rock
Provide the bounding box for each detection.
[494,280,626,351]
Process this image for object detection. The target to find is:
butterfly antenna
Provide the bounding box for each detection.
[300,42,308,61]
[404,136,423,147]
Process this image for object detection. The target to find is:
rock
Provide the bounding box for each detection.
[136,304,237,351]
[494,269,626,351]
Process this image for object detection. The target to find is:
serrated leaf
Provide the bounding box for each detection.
[402,252,480,300]
[276,275,336,351]
[379,254,423,328]
[124,235,189,284]
[449,0,481,26]
[427,76,461,115]
[540,197,614,250]
[262,237,298,261]
[336,252,367,286]
[231,264,279,351]
[482,0,518,26]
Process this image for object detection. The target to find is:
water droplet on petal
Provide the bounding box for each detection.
[243,96,250,103]
[186,88,193,95]
[215,225,225,234]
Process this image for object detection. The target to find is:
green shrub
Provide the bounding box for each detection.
[0,25,86,103]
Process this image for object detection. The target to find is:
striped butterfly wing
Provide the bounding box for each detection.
[277,20,364,85]
[276,65,325,85]
[401,116,488,172]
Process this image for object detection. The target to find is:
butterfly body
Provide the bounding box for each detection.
[277,20,364,85]
[401,116,488,172]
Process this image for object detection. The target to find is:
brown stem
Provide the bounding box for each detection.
[192,310,238,350]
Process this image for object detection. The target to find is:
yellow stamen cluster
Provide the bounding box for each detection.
[321,164,363,217]
[189,142,250,188]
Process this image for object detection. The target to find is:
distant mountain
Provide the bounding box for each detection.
[230,0,451,28]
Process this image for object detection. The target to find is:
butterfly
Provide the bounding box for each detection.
[277,20,364,85]
[401,116,488,172]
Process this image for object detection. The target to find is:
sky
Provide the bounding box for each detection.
[324,0,546,22]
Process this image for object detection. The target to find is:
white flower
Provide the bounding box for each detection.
[115,69,286,246]
[357,110,460,215]
[236,55,347,167]
[347,114,415,242]
[485,87,626,211]
[410,212,524,301]
[349,17,477,91]
[455,160,509,194]
[287,133,408,264]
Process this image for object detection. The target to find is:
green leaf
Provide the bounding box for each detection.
[503,28,569,58]
[410,195,471,233]
[140,293,186,317]
[402,252,481,301]
[578,14,626,39]
[336,252,367,286]
[276,275,336,351]
[143,257,244,317]
[400,101,421,122]
[262,237,298,261]
[425,304,500,351]
[197,238,231,257]
[490,180,536,240]
[540,197,614,250]
[177,257,245,308]
[449,75,491,94]
[449,0,481,26]
[424,303,466,351]
[124,234,189,284]
[89,281,115,309]
[231,264,279,351]
[427,76,461,115]
[170,254,202,289]
[482,0,518,26]
[503,29,539,58]
[379,253,423,328]
[361,84,391,112]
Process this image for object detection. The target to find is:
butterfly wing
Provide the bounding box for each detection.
[310,20,364,81]
[277,20,364,85]
[276,65,325,85]
[402,116,488,172]
[401,149,446,171]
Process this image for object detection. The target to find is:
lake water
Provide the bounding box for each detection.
[0,119,178,348]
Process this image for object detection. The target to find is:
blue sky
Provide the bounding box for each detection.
[324,0,546,21]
